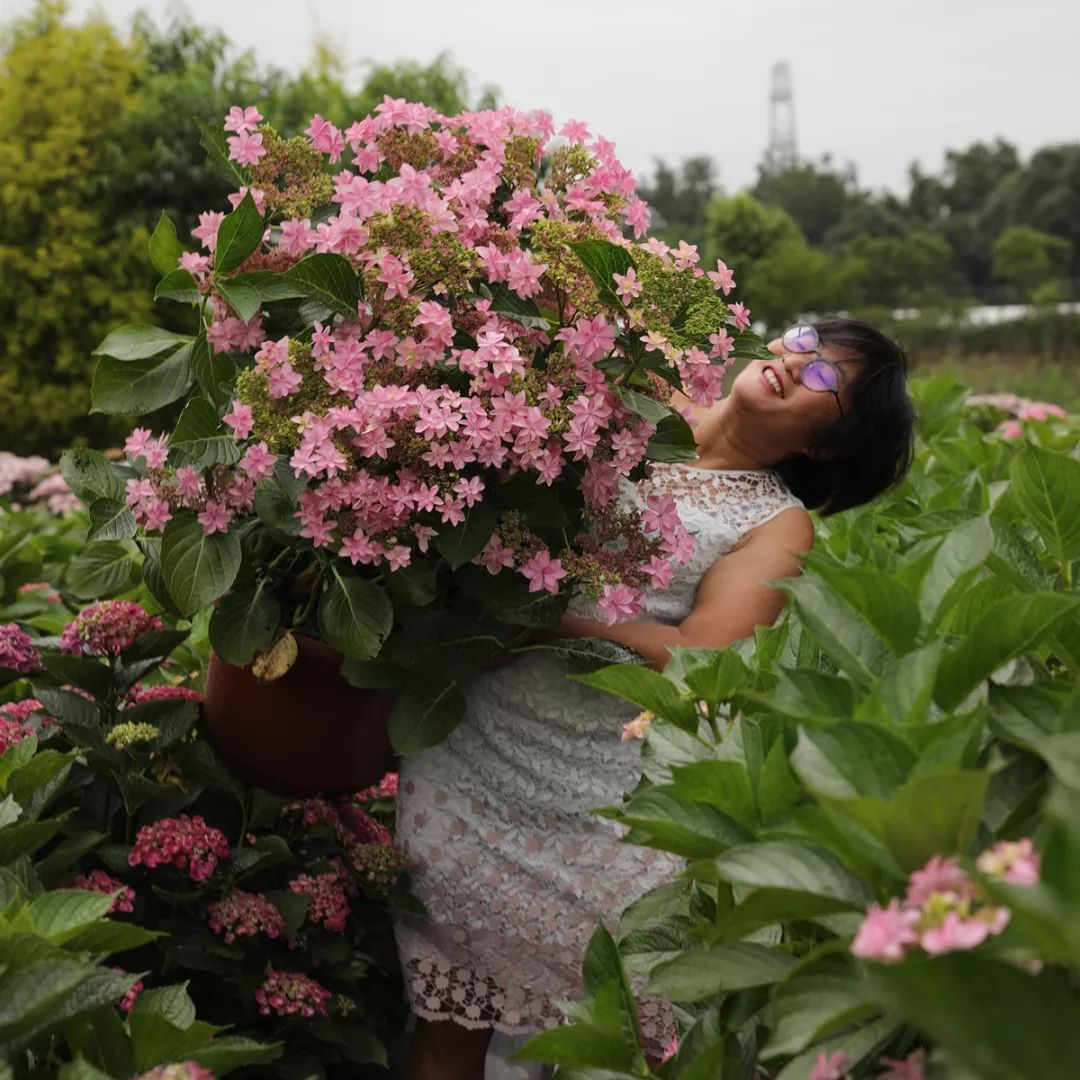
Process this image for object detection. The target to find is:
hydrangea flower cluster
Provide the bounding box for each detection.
[809,1048,927,1080]
[106,721,161,749]
[128,814,231,882]
[133,1064,217,1080]
[127,683,204,706]
[0,622,40,673]
[59,600,163,657]
[354,770,399,802]
[289,870,352,932]
[63,869,136,914]
[255,969,332,1018]
[0,715,31,755]
[0,698,54,725]
[122,100,752,624]
[117,973,145,1013]
[852,840,1040,963]
[207,889,286,944]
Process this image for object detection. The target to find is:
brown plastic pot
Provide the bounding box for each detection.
[202,634,396,797]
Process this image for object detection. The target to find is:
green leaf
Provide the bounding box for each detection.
[0,817,65,864]
[714,841,873,907]
[569,239,635,309]
[59,1060,115,1080]
[318,569,393,660]
[62,1005,134,1077]
[869,952,1080,1080]
[284,252,362,318]
[26,890,118,944]
[209,584,281,666]
[169,397,242,468]
[65,543,140,599]
[86,499,136,542]
[485,283,549,330]
[669,761,757,829]
[32,687,101,727]
[154,269,200,305]
[773,1016,898,1080]
[758,737,802,820]
[884,769,989,872]
[744,667,858,725]
[434,502,498,570]
[160,512,242,616]
[214,192,264,274]
[63,921,163,956]
[92,344,194,415]
[119,628,190,665]
[60,449,127,503]
[149,211,184,275]
[613,386,672,426]
[389,680,465,753]
[934,592,1080,709]
[791,723,914,800]
[130,983,196,1029]
[919,514,994,628]
[1010,444,1080,564]
[185,1035,282,1074]
[763,972,877,1058]
[216,277,263,323]
[646,942,797,1002]
[645,413,698,463]
[189,334,235,413]
[8,749,73,819]
[93,324,190,361]
[573,664,699,730]
[196,118,246,187]
[228,270,308,302]
[601,787,742,858]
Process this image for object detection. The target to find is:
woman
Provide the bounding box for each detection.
[394,317,916,1078]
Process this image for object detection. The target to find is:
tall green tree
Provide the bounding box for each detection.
[992,225,1073,302]
[638,156,719,252]
[752,157,860,247]
[0,0,152,456]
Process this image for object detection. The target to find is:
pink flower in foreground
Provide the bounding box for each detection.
[354,771,398,801]
[127,684,203,706]
[134,1064,216,1080]
[59,601,162,657]
[707,259,736,295]
[877,1049,926,1080]
[851,899,920,962]
[920,911,990,955]
[613,267,643,303]
[197,500,233,536]
[621,711,654,742]
[227,131,266,167]
[0,717,31,756]
[976,838,1041,886]
[519,550,567,594]
[208,889,285,944]
[597,583,641,625]
[1018,402,1068,422]
[660,1035,679,1062]
[996,419,1024,440]
[64,870,135,914]
[240,441,277,481]
[905,855,970,906]
[117,973,144,1014]
[0,623,40,673]
[223,400,255,440]
[255,970,332,1018]
[809,1050,849,1080]
[290,871,351,932]
[729,302,751,330]
[128,815,230,882]
[224,104,263,135]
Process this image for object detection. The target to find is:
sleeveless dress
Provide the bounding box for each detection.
[392,464,803,1059]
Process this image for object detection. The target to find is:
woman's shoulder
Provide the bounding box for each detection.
[731,499,814,554]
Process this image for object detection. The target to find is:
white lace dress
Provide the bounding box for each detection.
[392,464,803,1059]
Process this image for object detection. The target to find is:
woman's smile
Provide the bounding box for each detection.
[761,363,785,398]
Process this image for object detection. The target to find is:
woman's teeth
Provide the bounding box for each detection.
[764,368,783,396]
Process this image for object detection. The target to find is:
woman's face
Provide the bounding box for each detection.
[726,335,861,453]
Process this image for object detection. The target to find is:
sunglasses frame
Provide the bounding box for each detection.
[780,324,845,417]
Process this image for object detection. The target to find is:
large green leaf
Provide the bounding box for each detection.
[669,761,757,829]
[92,344,194,416]
[773,1016,898,1080]
[645,413,698,463]
[763,972,877,1059]
[318,570,393,659]
[573,664,699,730]
[614,385,672,425]
[485,282,549,330]
[169,397,242,468]
[93,324,190,361]
[196,118,246,186]
[1010,444,1080,565]
[284,253,362,318]
[433,502,498,569]
[214,192,264,274]
[918,514,994,628]
[569,239,635,309]
[714,842,873,907]
[60,449,127,503]
[388,680,466,754]
[86,499,136,542]
[791,723,914,800]
[934,592,1080,709]
[159,512,242,617]
[65,543,140,599]
[216,277,263,323]
[599,787,742,859]
[189,333,235,413]
[647,942,797,1002]
[154,269,200,305]
[209,584,281,666]
[869,953,1080,1080]
[884,769,989,871]
[26,890,115,944]
[149,211,184,275]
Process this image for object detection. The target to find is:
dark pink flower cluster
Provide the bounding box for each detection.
[207,889,285,944]
[0,622,40,673]
[59,601,162,657]
[289,871,351,932]
[134,1064,217,1080]
[17,581,62,602]
[337,804,392,846]
[354,771,399,802]
[127,683,204,706]
[116,972,144,1013]
[852,841,1040,963]
[281,796,341,831]
[128,815,230,882]
[64,869,135,914]
[255,969,332,1018]
[0,716,31,755]
[0,698,55,725]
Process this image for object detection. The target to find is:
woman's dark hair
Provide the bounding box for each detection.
[774,316,915,515]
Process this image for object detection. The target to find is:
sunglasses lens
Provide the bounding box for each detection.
[802,360,838,392]
[782,323,818,353]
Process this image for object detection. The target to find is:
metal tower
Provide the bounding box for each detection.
[767,61,798,171]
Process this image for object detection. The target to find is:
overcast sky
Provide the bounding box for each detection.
[13,0,1080,193]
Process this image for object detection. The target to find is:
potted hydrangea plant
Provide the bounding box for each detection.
[69,99,762,793]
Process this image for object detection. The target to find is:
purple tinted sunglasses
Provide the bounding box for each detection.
[781,324,845,416]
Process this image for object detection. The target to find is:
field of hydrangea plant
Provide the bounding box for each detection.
[2,376,1078,1080]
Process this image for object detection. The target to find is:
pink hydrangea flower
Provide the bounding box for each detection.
[1017,402,1068,422]
[920,911,991,955]
[59,601,162,657]
[134,1064,217,1080]
[128,815,230,882]
[117,973,144,1014]
[851,899,920,962]
[996,419,1024,440]
[64,869,135,914]
[255,969,332,1018]
[0,698,54,726]
[976,838,1041,886]
[289,871,351,932]
[197,500,233,536]
[808,1050,849,1080]
[905,854,971,906]
[877,1049,926,1080]
[354,771,398,801]
[0,717,32,755]
[208,889,285,944]
[729,302,751,330]
[519,549,567,595]
[126,684,203,707]
[0,623,40,673]
[707,259,736,295]
[224,105,263,135]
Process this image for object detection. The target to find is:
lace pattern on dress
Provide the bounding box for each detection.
[392,466,803,1056]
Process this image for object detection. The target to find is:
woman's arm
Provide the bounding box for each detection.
[554,506,814,671]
